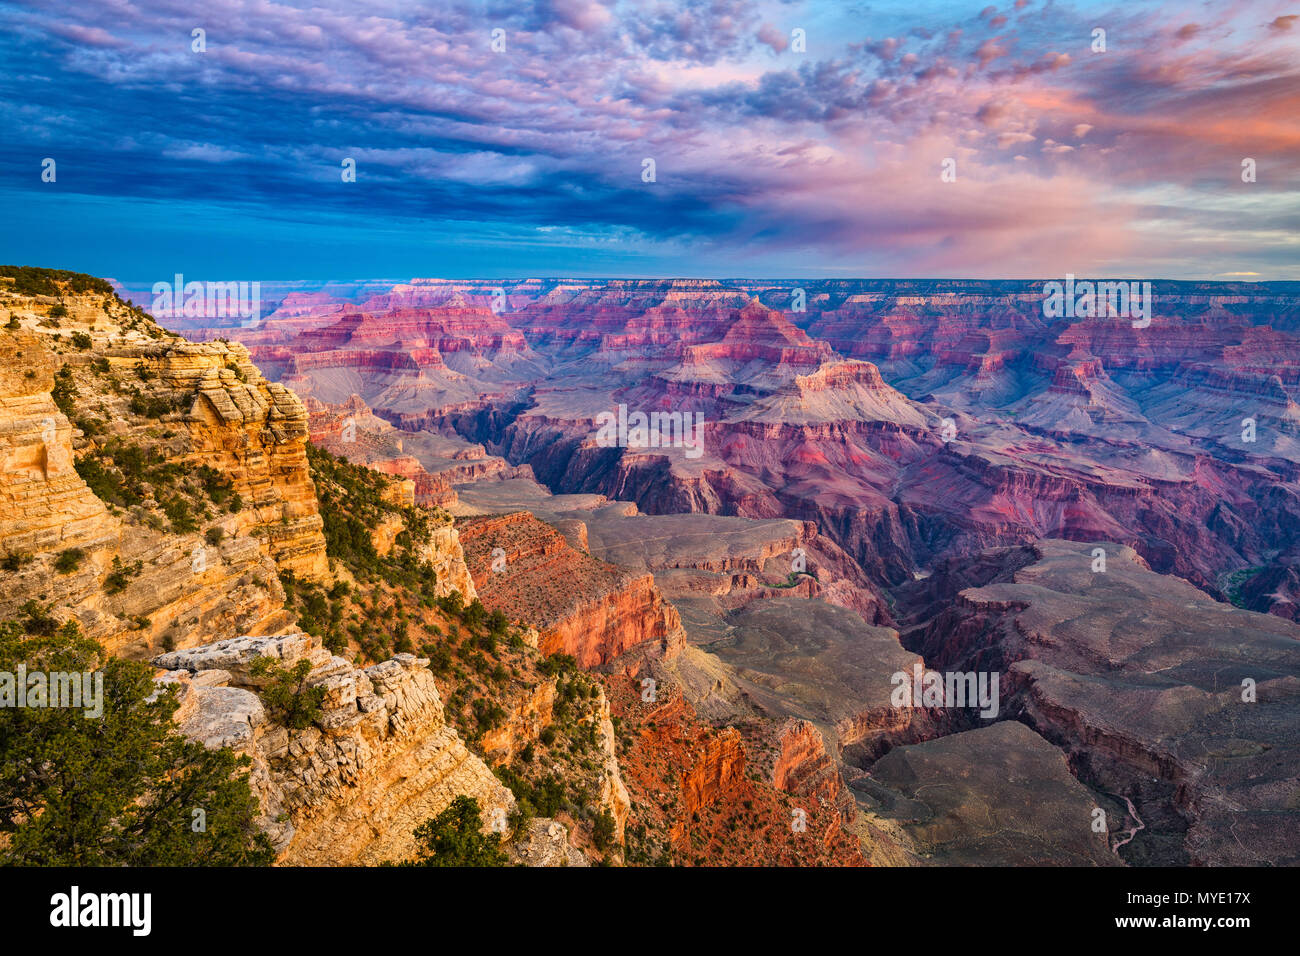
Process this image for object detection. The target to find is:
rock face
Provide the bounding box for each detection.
[677,726,747,837]
[773,719,854,822]
[155,632,514,866]
[175,343,328,580]
[0,330,115,562]
[589,682,633,841]
[0,314,325,656]
[422,523,479,602]
[479,677,555,765]
[458,510,685,667]
[507,819,588,867]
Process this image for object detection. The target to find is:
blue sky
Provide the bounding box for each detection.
[2,0,1297,282]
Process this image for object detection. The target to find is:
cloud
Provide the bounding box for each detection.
[545,0,614,32]
[975,38,1008,66]
[997,131,1036,147]
[0,0,1297,279]
[757,23,789,54]
[46,24,123,47]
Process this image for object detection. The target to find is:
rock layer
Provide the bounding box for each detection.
[156,632,514,865]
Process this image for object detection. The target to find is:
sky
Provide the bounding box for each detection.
[1,0,1297,282]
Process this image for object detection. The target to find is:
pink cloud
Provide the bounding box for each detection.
[757,23,788,54]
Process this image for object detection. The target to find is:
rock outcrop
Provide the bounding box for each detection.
[155,632,514,865]
[0,312,323,656]
[168,342,328,580]
[507,819,588,867]
[458,510,685,666]
[773,719,854,822]
[0,329,116,569]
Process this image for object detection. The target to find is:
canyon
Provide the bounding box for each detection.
[144,274,1298,866]
[4,269,1298,867]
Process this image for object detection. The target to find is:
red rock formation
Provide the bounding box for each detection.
[605,677,871,865]
[458,511,685,667]
[676,726,746,836]
[772,719,853,822]
[185,277,1300,618]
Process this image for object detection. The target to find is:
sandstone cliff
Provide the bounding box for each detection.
[0,329,116,570]
[0,294,329,657]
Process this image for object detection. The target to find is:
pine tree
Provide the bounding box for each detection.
[404,796,510,867]
[0,620,276,865]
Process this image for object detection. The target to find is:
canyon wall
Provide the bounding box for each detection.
[0,320,328,657]
[458,510,685,667]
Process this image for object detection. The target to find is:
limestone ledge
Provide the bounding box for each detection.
[154,631,514,866]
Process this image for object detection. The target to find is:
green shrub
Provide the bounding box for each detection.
[51,367,76,417]
[249,656,326,731]
[424,643,452,674]
[102,558,142,595]
[538,653,578,677]
[162,497,198,534]
[19,600,59,636]
[128,392,176,418]
[197,466,235,506]
[53,548,84,574]
[2,553,32,573]
[593,809,617,850]
[471,696,506,731]
[75,456,139,508]
[402,795,509,867]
